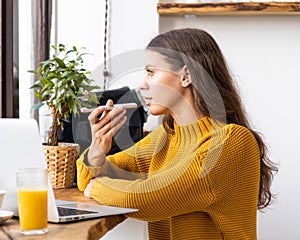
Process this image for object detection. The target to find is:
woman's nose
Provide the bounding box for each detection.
[138,75,149,90]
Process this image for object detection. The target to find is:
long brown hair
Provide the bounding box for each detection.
[147,28,278,210]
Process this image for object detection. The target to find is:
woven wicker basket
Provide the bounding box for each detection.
[43,142,80,189]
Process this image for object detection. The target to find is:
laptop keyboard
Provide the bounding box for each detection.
[57,207,98,216]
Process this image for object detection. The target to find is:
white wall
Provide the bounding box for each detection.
[19,1,300,239]
[160,15,300,239]
[55,0,158,86]
[55,0,161,131]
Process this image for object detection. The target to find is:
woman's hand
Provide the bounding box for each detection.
[87,99,127,167]
[84,179,96,198]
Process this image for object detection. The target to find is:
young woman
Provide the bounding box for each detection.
[77,28,278,239]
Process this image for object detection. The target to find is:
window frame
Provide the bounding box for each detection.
[0,0,19,118]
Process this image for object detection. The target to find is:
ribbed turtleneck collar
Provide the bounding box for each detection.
[172,117,225,147]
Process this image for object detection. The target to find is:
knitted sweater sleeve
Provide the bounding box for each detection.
[89,151,215,221]
[76,126,162,191]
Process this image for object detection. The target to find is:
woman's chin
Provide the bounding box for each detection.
[148,104,167,116]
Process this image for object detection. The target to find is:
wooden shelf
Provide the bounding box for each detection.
[157,2,300,16]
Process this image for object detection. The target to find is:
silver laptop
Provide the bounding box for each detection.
[0,118,138,222]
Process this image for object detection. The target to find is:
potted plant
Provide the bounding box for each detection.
[30,43,100,188]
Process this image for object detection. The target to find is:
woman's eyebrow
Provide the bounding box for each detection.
[145,64,156,68]
[145,66,182,76]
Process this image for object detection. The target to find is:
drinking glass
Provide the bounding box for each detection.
[16,168,48,235]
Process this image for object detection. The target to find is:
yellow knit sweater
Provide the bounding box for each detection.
[77,117,260,240]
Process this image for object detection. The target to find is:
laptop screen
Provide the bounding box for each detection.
[0,118,47,213]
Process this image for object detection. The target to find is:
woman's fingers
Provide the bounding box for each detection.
[87,99,127,155]
[96,112,127,141]
[84,179,96,198]
[94,107,127,138]
[88,106,106,124]
[88,99,116,124]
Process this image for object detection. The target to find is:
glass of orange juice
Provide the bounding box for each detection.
[16,168,48,235]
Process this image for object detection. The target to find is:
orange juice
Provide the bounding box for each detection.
[17,188,48,231]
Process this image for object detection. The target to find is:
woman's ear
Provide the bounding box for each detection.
[180,66,192,88]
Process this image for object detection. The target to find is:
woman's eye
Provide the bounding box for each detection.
[145,68,154,76]
[147,69,154,74]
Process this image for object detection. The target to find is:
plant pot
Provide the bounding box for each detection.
[43,142,80,189]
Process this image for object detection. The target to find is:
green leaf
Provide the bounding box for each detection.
[31,102,44,110]
[66,49,76,55]
[54,57,66,68]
